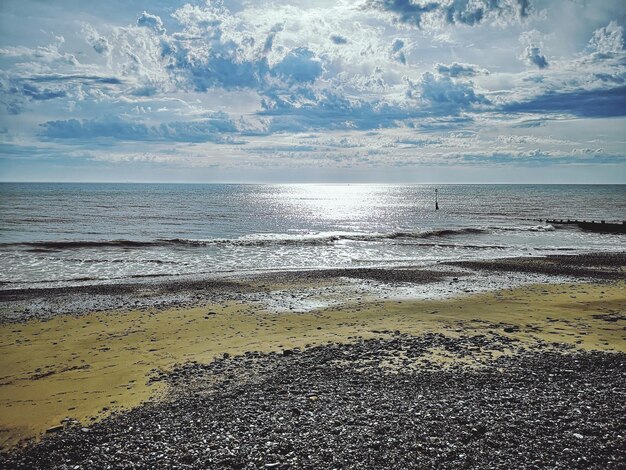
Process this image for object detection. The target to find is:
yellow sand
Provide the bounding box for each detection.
[0,281,624,450]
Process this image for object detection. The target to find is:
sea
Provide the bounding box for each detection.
[0,183,624,289]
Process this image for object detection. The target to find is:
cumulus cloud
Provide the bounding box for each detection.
[137,11,165,34]
[523,45,548,68]
[589,21,624,54]
[519,30,548,69]
[365,0,440,28]
[131,6,326,97]
[442,0,486,26]
[365,0,532,28]
[406,72,488,111]
[272,48,324,84]
[263,24,284,53]
[83,25,110,55]
[1,0,625,181]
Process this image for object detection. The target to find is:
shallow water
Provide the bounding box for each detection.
[0,183,624,287]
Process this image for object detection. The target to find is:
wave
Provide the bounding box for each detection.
[160,228,490,247]
[0,225,557,251]
[53,258,180,265]
[489,224,555,232]
[17,240,157,249]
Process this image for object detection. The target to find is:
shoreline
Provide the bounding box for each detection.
[0,252,625,466]
[1,252,624,324]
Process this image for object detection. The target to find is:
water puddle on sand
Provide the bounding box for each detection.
[247,269,578,313]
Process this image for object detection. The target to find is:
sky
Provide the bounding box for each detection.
[0,0,625,183]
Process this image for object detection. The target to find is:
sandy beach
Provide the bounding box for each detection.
[0,252,624,468]
[2,0,626,465]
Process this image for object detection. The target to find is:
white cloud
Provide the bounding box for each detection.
[519,30,548,69]
[137,11,166,35]
[589,21,624,54]
[0,0,625,182]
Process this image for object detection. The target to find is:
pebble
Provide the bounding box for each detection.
[6,335,625,469]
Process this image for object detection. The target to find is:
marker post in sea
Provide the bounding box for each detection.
[435,188,439,211]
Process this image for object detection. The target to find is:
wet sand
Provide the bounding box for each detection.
[0,253,625,467]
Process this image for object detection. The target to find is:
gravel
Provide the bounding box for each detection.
[446,252,626,279]
[4,333,625,470]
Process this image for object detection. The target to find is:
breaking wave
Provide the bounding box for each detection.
[489,224,555,232]
[0,225,557,251]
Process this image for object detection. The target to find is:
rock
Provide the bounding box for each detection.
[5,336,625,470]
[46,425,64,433]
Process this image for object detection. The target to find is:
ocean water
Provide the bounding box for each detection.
[0,183,624,288]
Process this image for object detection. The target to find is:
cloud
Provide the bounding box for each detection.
[406,72,488,110]
[1,0,625,182]
[520,30,548,69]
[523,45,548,69]
[27,74,123,85]
[39,114,245,143]
[272,48,324,84]
[137,11,165,34]
[263,24,284,53]
[330,34,348,45]
[589,21,624,54]
[364,0,440,28]
[40,117,149,140]
[436,62,481,77]
[134,7,324,96]
[502,85,626,118]
[442,0,485,26]
[83,25,111,55]
[0,70,127,114]
[364,0,532,28]
[390,38,406,64]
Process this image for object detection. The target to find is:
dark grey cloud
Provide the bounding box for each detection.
[391,38,406,64]
[330,34,348,45]
[524,45,548,69]
[436,62,480,77]
[39,114,243,143]
[0,73,125,113]
[502,85,626,117]
[365,0,440,28]
[14,82,67,101]
[366,0,532,27]
[40,117,149,140]
[407,72,489,110]
[27,74,124,85]
[258,77,483,134]
[263,24,284,53]
[443,0,484,26]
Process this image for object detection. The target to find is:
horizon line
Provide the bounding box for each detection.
[0,181,625,185]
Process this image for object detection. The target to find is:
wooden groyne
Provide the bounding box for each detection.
[546,219,626,234]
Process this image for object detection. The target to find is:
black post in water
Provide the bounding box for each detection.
[435,188,439,211]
